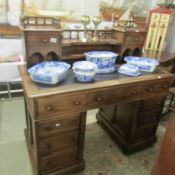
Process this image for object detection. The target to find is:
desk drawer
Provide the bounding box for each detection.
[141,80,170,97]
[41,147,78,172]
[125,33,145,45]
[36,94,86,117]
[39,131,78,155]
[27,32,59,46]
[38,116,80,138]
[87,86,141,109]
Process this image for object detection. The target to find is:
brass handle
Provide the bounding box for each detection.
[45,105,53,111]
[73,101,80,106]
[95,97,103,102]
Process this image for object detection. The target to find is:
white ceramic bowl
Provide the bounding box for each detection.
[73,61,97,82]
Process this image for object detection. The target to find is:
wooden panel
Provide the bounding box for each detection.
[40,147,78,173]
[38,115,80,138]
[125,34,145,45]
[141,80,170,97]
[87,85,141,109]
[35,94,86,118]
[132,124,157,142]
[39,131,79,155]
[151,110,175,175]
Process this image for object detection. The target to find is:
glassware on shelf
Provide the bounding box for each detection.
[92,16,102,42]
[81,15,90,42]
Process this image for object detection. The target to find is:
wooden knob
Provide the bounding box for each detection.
[95,97,103,102]
[46,143,52,150]
[45,105,53,111]
[162,84,169,89]
[132,91,137,95]
[73,101,80,105]
[146,88,153,92]
[134,38,139,42]
[46,127,52,132]
[43,39,48,43]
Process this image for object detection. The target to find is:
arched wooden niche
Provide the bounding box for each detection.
[132,48,142,57]
[45,52,59,61]
[28,52,44,68]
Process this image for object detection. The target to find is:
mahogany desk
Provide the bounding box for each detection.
[19,65,172,175]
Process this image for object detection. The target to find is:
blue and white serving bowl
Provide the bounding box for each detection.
[73,61,97,82]
[28,61,71,84]
[84,51,118,73]
[124,56,159,72]
[118,64,141,77]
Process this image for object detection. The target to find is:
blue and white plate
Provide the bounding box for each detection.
[96,66,116,74]
[124,56,159,72]
[118,64,141,77]
[28,61,71,84]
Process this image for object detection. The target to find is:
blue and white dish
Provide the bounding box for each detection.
[118,64,141,77]
[28,61,71,84]
[124,56,159,72]
[73,61,97,82]
[84,51,118,74]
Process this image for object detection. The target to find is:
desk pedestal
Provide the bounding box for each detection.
[97,96,164,153]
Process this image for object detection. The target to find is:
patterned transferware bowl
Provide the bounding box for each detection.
[124,56,159,72]
[73,61,97,82]
[28,61,71,84]
[84,51,118,73]
[118,64,141,77]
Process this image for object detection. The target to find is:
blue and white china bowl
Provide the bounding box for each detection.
[73,61,97,82]
[124,56,159,72]
[118,64,141,77]
[84,51,118,73]
[28,61,71,84]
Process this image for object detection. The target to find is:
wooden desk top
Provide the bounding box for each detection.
[19,65,172,99]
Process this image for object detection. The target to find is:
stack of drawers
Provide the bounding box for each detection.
[25,95,86,174]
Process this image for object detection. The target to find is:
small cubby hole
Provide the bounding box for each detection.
[45,52,59,61]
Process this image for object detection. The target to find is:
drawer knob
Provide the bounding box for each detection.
[46,143,52,150]
[55,123,61,127]
[46,127,52,132]
[45,105,53,112]
[146,88,153,92]
[43,39,48,43]
[162,84,169,89]
[95,97,103,102]
[73,101,80,106]
[134,38,139,42]
[132,90,137,95]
